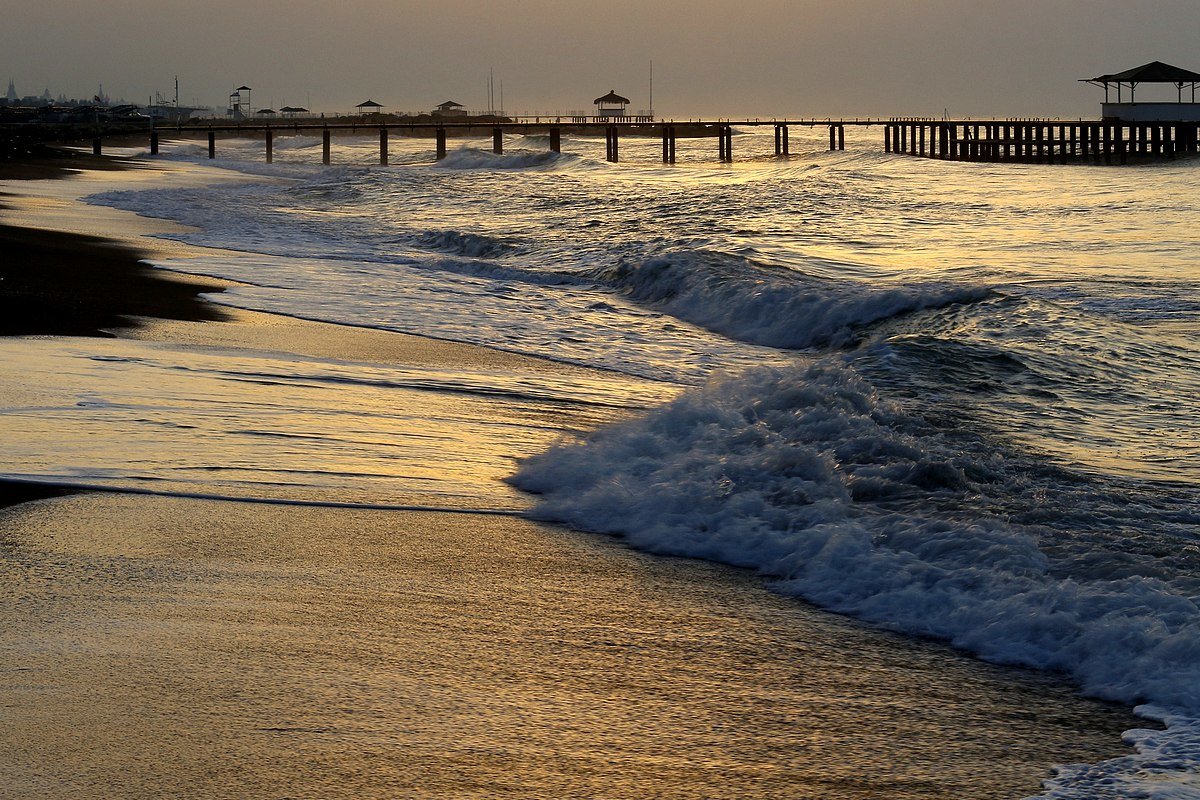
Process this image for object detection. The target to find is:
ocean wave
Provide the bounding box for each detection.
[595,250,992,350]
[410,229,525,259]
[434,147,570,171]
[511,359,1200,708]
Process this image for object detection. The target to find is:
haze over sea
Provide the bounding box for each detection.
[5,128,1200,797]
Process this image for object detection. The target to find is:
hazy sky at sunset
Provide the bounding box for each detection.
[5,0,1200,117]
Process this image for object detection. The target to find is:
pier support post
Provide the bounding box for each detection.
[829,125,836,152]
[549,127,560,153]
[781,124,789,155]
[92,137,102,156]
[208,130,216,159]
[322,129,331,165]
[837,124,845,151]
[918,124,925,156]
[1151,125,1161,157]
[265,130,273,163]
[949,125,959,160]
[606,125,619,162]
[379,128,388,166]
[1164,125,1175,160]
[493,127,504,155]
[1116,125,1126,165]
[884,125,891,153]
[150,132,159,156]
[436,127,447,160]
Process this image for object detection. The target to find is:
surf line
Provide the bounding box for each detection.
[0,477,527,517]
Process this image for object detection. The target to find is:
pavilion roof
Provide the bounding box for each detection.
[1085,61,1200,84]
[437,100,463,108]
[356,99,384,108]
[594,90,630,105]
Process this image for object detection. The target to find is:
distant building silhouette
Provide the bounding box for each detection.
[433,100,467,118]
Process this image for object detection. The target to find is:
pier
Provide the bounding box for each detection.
[883,119,1200,163]
[5,117,1198,166]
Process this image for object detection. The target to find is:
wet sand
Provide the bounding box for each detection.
[0,154,1147,798]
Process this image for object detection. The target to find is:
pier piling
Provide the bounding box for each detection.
[208,130,216,159]
[436,127,447,160]
[493,127,504,155]
[379,128,388,166]
[718,124,732,162]
[92,137,101,156]
[149,132,159,156]
[549,127,560,154]
[322,129,331,165]
[265,130,273,163]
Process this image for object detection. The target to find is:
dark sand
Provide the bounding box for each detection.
[0,156,1149,799]
[0,221,228,337]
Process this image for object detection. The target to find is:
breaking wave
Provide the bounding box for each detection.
[511,359,1200,798]
[596,250,993,349]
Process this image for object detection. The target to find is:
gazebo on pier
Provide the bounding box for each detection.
[355,99,384,117]
[1081,61,1200,121]
[593,90,630,119]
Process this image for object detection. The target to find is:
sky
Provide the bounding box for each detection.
[4,0,1200,118]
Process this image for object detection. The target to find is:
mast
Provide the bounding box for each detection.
[649,60,654,120]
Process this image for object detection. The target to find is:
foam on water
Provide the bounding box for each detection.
[510,359,1200,798]
[76,132,1200,796]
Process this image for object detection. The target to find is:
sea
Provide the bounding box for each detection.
[7,126,1200,797]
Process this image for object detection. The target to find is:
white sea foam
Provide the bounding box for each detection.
[511,360,1200,796]
[81,133,1200,794]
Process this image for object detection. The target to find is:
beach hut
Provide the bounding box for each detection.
[1081,61,1200,121]
[280,106,309,117]
[433,100,468,118]
[593,90,630,119]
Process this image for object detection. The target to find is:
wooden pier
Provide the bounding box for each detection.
[6,117,1198,165]
[884,119,1200,163]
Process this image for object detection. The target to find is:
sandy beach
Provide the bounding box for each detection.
[0,152,1146,799]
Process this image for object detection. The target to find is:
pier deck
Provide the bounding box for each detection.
[4,118,1197,165]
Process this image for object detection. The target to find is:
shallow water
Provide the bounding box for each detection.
[0,495,1143,800]
[4,128,1200,796]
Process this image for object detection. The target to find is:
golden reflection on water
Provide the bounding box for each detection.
[0,495,1142,799]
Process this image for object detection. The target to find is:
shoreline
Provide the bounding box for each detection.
[0,151,1151,798]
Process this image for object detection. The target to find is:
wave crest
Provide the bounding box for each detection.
[511,360,1200,718]
[596,251,992,350]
